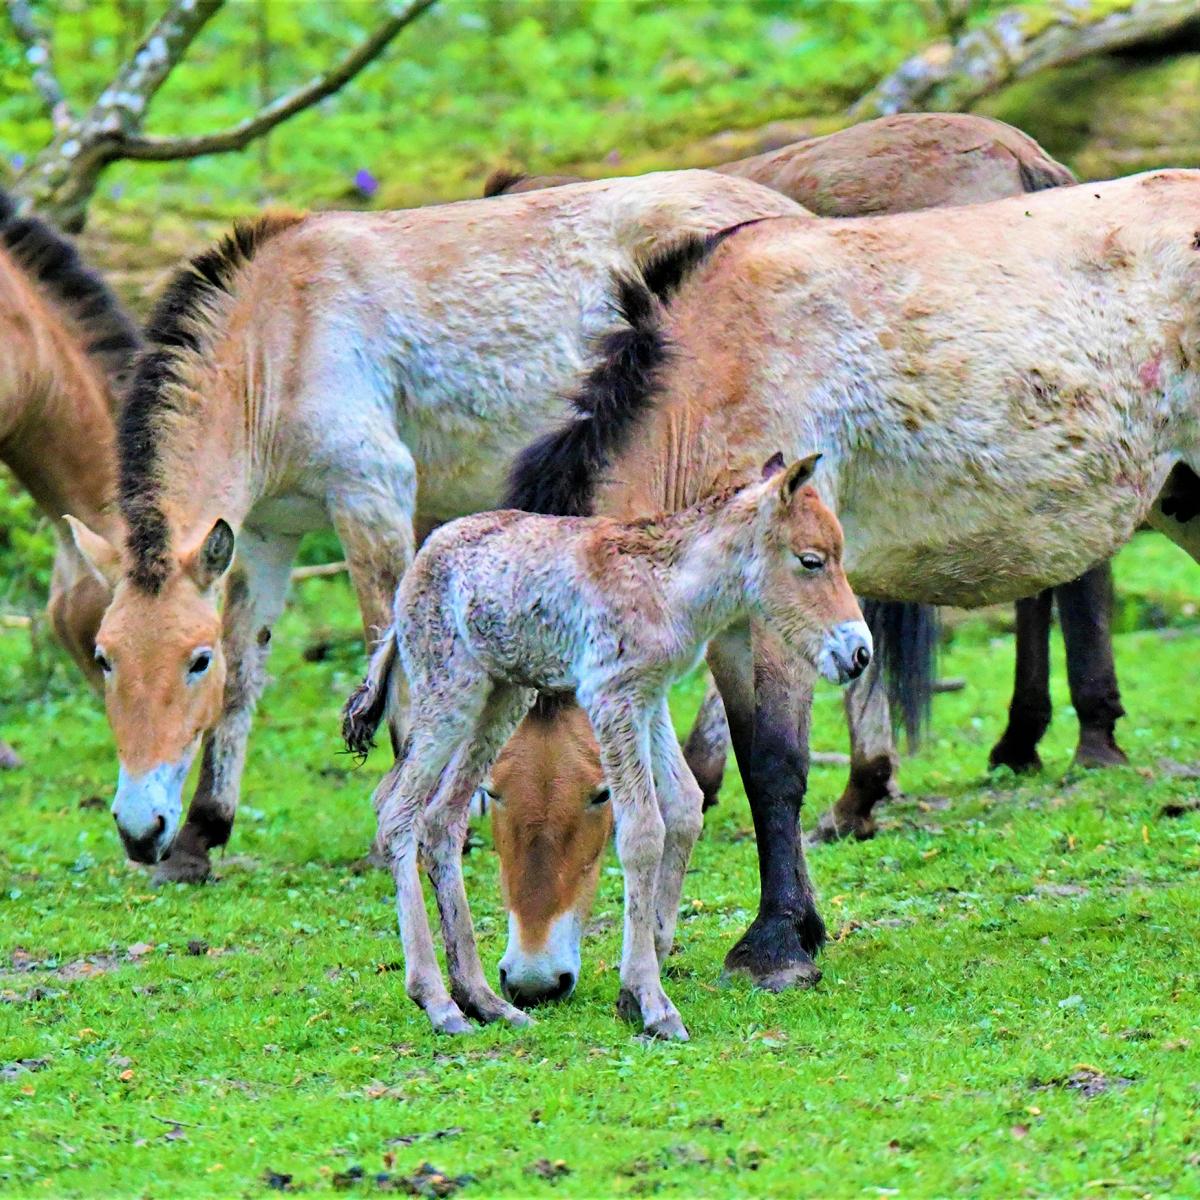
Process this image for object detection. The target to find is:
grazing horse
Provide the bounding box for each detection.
[496,169,1200,998]
[0,188,138,763]
[63,172,809,876]
[343,454,868,1039]
[481,113,1120,1003]
[487,115,1127,784]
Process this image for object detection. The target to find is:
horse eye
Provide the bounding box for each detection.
[93,648,112,674]
[188,649,213,677]
[798,553,825,572]
[590,787,611,806]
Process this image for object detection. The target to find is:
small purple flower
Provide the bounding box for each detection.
[110,183,124,200]
[353,168,379,198]
[11,153,25,170]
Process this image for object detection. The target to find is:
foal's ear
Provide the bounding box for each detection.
[64,516,122,589]
[779,453,823,503]
[761,451,786,480]
[183,518,236,590]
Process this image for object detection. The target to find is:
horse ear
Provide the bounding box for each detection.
[779,453,823,503]
[64,515,122,588]
[761,451,786,480]
[183,518,236,590]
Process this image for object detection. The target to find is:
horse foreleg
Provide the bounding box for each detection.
[1056,564,1127,768]
[988,590,1054,773]
[422,683,533,1028]
[585,688,686,1041]
[809,657,899,843]
[682,680,729,810]
[708,622,824,992]
[156,528,300,884]
[649,698,705,964]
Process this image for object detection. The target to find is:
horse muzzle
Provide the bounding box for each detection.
[498,910,581,1008]
[111,760,189,864]
[818,620,873,685]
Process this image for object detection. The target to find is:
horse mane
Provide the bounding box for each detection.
[119,210,305,593]
[1018,156,1076,193]
[482,168,528,198]
[502,220,769,516]
[0,187,142,392]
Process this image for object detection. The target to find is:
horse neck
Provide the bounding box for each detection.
[1,319,121,542]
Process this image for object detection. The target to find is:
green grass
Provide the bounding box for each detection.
[2,534,1200,1197]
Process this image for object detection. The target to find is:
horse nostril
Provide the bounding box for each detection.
[498,967,509,994]
[853,645,871,670]
[550,972,575,1001]
[153,814,166,836]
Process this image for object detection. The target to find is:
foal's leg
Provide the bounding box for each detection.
[810,657,899,843]
[682,680,729,810]
[583,689,686,1041]
[708,622,824,991]
[157,528,301,883]
[1056,564,1127,768]
[649,698,705,963]
[988,590,1054,773]
[421,683,534,1027]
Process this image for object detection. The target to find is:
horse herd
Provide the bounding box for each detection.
[3,112,1198,1040]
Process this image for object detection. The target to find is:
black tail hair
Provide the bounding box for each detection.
[342,631,398,759]
[862,600,940,751]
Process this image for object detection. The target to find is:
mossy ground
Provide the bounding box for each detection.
[2,533,1198,1197]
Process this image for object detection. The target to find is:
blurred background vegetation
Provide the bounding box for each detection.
[4,0,1200,692]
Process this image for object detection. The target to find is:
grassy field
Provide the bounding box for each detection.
[2,534,1199,1198]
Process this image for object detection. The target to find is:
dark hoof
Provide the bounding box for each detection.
[152,846,213,885]
[723,912,824,991]
[454,987,533,1028]
[616,987,642,1025]
[988,739,1043,774]
[1074,731,1128,769]
[616,988,688,1040]
[808,806,877,845]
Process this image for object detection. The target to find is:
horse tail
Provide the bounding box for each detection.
[342,628,398,758]
[862,599,939,751]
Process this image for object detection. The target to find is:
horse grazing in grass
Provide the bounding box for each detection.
[343,454,868,1039]
[63,172,809,876]
[496,169,1200,998]
[481,113,1121,1004]
[0,189,139,764]
[489,115,1128,783]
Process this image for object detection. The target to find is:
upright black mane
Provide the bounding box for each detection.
[503,221,766,517]
[482,168,527,198]
[0,187,142,390]
[119,211,304,593]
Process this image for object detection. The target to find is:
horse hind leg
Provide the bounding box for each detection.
[988,590,1054,773]
[421,682,534,1029]
[1056,564,1127,768]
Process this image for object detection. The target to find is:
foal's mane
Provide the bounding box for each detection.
[482,168,527,197]
[119,210,305,593]
[503,219,769,517]
[0,187,142,392]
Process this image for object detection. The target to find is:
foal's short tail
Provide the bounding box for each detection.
[862,600,940,751]
[342,629,399,758]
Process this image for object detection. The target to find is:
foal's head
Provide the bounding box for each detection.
[488,696,611,1006]
[750,453,871,685]
[65,516,234,864]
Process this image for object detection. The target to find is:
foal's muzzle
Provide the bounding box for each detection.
[818,620,873,685]
[112,761,189,864]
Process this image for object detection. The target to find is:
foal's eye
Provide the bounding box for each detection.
[188,649,213,678]
[93,647,112,675]
[590,786,611,807]
[797,552,826,572]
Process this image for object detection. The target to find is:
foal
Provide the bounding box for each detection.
[343,455,869,1040]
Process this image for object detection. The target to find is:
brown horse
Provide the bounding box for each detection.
[480,113,1120,1003]
[498,169,1200,1000]
[64,171,808,875]
[0,188,137,761]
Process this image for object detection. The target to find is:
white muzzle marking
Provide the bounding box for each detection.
[818,619,873,685]
[111,757,192,864]
[498,909,582,1007]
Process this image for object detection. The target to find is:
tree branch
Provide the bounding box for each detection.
[86,0,225,139]
[119,0,438,162]
[6,0,73,130]
[850,0,1200,120]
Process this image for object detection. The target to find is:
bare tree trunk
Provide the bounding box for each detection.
[851,0,1200,120]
